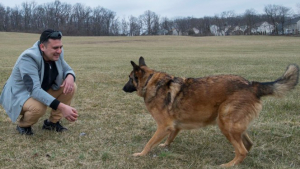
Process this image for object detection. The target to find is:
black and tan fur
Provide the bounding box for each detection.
[123,57,299,167]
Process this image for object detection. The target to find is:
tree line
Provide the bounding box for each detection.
[0,0,299,36]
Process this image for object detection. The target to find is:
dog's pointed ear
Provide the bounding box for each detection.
[131,61,140,71]
[139,56,146,66]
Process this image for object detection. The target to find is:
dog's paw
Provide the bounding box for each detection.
[220,162,235,168]
[133,153,143,157]
[158,143,168,147]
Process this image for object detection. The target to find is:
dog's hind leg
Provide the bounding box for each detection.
[218,124,248,167]
[217,94,261,167]
[159,128,180,147]
[133,126,170,156]
[242,132,253,152]
[217,103,254,167]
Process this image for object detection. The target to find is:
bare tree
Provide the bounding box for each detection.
[10,6,23,31]
[4,7,12,31]
[72,3,91,35]
[31,5,45,31]
[152,14,160,35]
[21,1,36,32]
[213,14,223,35]
[104,10,116,35]
[264,4,292,35]
[160,17,173,35]
[52,1,73,33]
[91,6,106,36]
[0,4,5,31]
[190,17,212,36]
[223,11,236,26]
[140,10,159,35]
[121,17,128,35]
[278,6,292,35]
[264,4,280,34]
[58,3,73,34]
[244,9,257,35]
[190,17,213,36]
[110,18,119,35]
[203,17,213,35]
[128,15,140,36]
[173,17,192,35]
[172,18,181,35]
[215,11,236,35]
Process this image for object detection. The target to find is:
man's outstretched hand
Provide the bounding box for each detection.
[58,103,78,122]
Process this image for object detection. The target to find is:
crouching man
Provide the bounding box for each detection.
[0,29,78,135]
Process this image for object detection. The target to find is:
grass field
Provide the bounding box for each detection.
[0,32,300,169]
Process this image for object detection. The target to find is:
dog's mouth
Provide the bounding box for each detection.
[123,82,137,93]
[123,86,137,93]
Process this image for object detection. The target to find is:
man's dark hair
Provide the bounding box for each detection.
[40,29,62,43]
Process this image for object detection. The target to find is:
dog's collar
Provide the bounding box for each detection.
[144,74,154,87]
[141,73,154,95]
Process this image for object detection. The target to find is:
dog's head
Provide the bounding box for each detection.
[123,57,154,96]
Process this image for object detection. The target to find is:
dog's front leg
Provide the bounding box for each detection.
[133,126,169,156]
[159,128,180,147]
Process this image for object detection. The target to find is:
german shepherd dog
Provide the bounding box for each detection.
[123,57,299,167]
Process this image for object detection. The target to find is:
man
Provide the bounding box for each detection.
[0,29,78,135]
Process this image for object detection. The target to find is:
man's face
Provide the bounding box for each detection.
[40,39,63,61]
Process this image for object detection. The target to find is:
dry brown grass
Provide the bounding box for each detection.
[0,32,300,169]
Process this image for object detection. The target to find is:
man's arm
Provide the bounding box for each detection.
[19,55,56,106]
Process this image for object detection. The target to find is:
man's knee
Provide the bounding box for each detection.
[31,103,47,114]
[22,98,47,115]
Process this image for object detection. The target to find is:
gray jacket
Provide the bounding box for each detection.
[0,41,75,122]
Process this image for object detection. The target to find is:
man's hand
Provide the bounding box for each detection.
[57,103,78,122]
[61,74,75,94]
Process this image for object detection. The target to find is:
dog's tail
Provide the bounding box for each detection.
[252,64,299,98]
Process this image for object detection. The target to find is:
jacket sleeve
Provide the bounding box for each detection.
[19,54,56,107]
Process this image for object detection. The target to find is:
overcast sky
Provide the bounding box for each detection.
[1,0,299,19]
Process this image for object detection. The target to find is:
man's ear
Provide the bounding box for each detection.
[39,43,45,52]
[139,56,146,66]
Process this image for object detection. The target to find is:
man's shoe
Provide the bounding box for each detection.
[16,125,34,135]
[42,119,68,132]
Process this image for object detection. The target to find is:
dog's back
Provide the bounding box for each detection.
[168,65,299,127]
